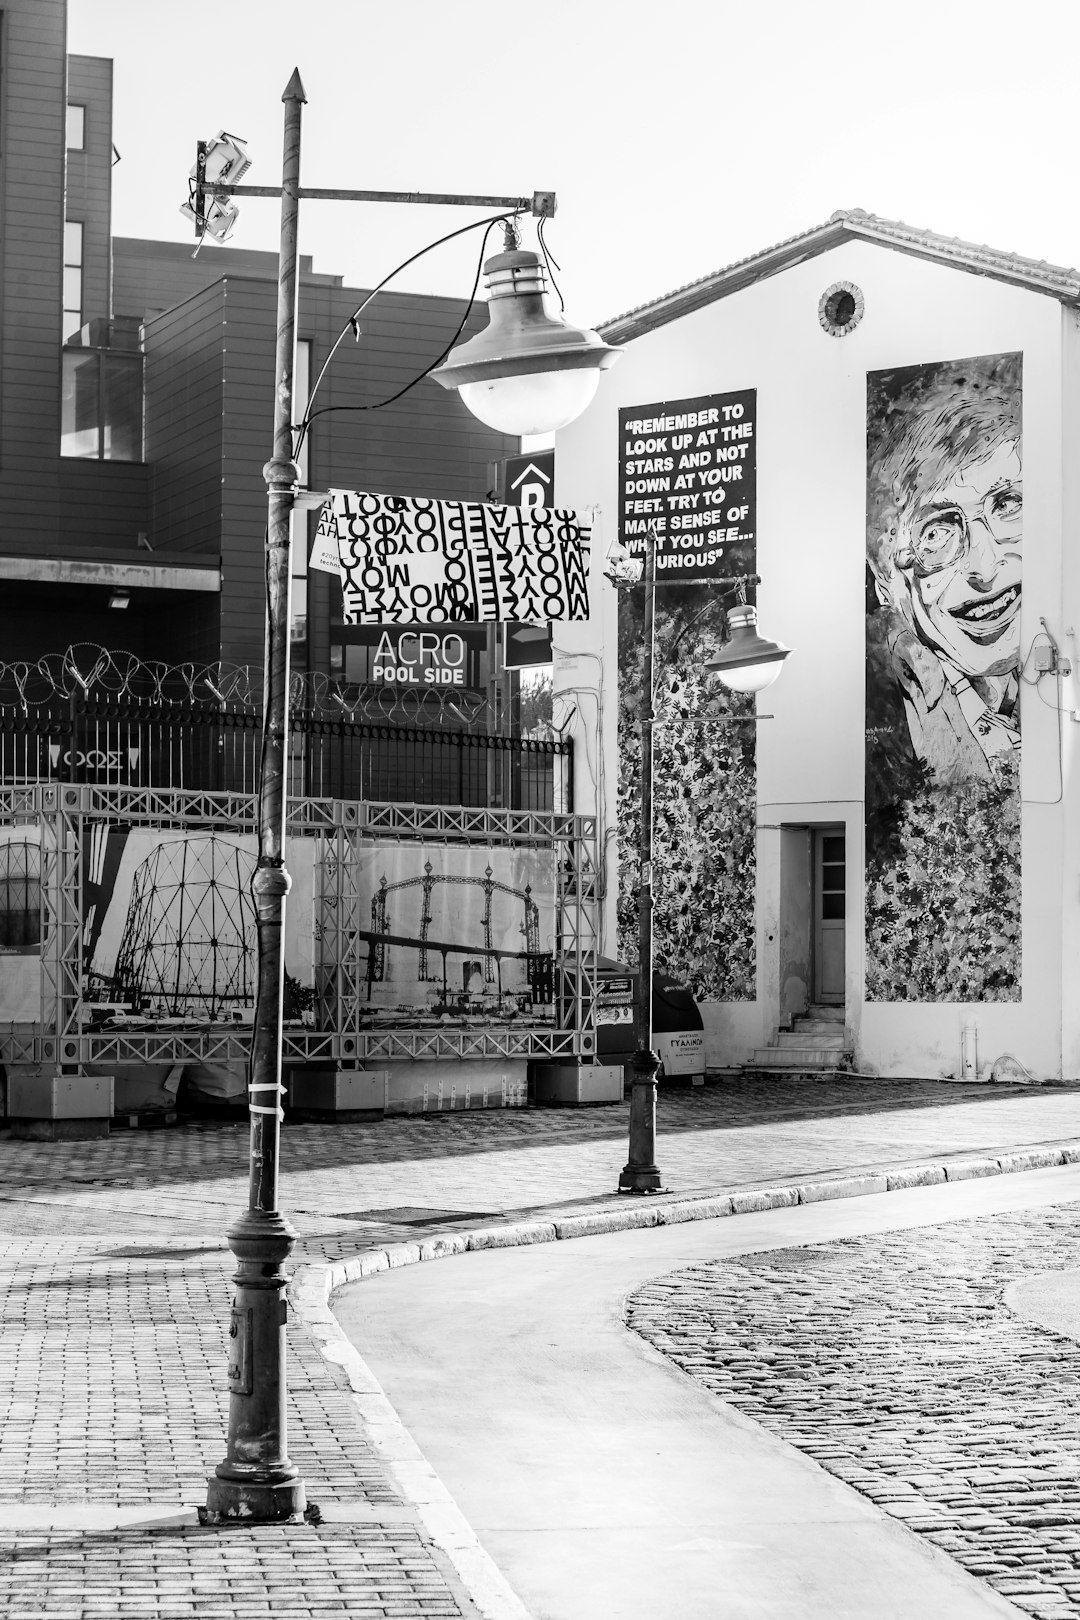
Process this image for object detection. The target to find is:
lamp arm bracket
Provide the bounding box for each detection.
[221,185,554,215]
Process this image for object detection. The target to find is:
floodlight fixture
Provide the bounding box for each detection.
[181,130,250,242]
[603,536,644,587]
[179,195,240,242]
[193,130,251,188]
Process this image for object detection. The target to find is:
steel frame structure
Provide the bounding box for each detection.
[0,785,597,1070]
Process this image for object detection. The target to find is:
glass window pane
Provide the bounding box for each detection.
[822,835,845,863]
[66,104,85,150]
[821,862,845,891]
[102,353,143,462]
[64,220,83,265]
[63,266,82,312]
[61,349,101,458]
[821,893,845,921]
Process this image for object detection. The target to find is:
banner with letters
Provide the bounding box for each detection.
[311,491,591,624]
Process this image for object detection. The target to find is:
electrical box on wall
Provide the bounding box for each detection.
[503,623,553,668]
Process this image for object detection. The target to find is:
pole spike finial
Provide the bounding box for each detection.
[283,68,307,103]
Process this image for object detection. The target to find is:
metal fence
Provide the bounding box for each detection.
[0,648,569,811]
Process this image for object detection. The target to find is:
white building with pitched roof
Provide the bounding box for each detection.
[555,211,1080,1083]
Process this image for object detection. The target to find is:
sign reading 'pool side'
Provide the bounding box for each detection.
[618,389,756,578]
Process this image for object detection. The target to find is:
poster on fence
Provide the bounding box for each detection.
[81,828,317,1021]
[310,491,592,624]
[0,824,42,1021]
[343,841,556,1024]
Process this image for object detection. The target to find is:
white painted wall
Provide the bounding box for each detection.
[555,238,1076,1078]
[1057,305,1080,1080]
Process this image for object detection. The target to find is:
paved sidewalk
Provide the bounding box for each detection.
[0,1074,1079,1617]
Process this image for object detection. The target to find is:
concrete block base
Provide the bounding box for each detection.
[530,1062,625,1106]
[7,1068,114,1126]
[285,1066,388,1122]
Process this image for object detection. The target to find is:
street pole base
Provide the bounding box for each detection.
[201,1469,306,1524]
[617,1167,663,1194]
[620,1045,662,1194]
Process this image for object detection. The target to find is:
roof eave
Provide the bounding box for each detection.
[598,214,1080,345]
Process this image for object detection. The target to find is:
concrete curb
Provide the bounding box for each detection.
[289,1137,1080,1620]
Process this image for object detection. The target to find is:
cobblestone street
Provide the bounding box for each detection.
[1,1077,1080,1616]
[629,1200,1080,1620]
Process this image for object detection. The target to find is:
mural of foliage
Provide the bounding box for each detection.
[617,591,757,1000]
[865,753,1020,1002]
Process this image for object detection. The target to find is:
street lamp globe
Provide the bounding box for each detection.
[706,605,791,693]
[432,238,622,435]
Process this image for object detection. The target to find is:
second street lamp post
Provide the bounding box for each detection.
[609,524,790,1196]
[196,71,621,1524]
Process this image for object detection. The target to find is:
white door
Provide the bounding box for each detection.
[813,828,845,1005]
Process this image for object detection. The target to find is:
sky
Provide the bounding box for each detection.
[68,0,1079,332]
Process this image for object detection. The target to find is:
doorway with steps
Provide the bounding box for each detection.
[778,822,846,1023]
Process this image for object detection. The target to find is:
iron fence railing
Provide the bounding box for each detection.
[0,646,569,811]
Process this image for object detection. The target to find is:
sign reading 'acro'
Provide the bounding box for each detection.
[371,630,468,686]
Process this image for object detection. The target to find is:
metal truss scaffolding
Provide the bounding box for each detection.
[0,786,598,1070]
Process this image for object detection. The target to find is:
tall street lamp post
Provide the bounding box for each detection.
[194,72,620,1524]
[607,525,791,1196]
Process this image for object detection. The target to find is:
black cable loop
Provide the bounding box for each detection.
[293,211,519,458]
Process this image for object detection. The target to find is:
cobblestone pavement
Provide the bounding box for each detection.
[627,1199,1080,1620]
[2,1075,1080,1617]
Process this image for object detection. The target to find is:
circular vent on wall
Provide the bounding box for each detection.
[818,281,865,337]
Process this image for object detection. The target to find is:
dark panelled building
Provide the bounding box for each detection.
[0,0,516,681]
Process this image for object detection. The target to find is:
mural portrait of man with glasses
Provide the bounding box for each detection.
[865,351,1022,1002]
[867,352,1022,783]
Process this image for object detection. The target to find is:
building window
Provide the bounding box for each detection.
[63,220,83,342]
[818,281,865,338]
[61,346,143,461]
[0,842,41,953]
[66,103,86,150]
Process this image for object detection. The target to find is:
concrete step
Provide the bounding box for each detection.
[792,1020,847,1036]
[750,1047,849,1069]
[805,1004,845,1022]
[774,1031,847,1050]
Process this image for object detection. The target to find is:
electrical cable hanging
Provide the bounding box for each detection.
[537,213,565,312]
[292,211,521,460]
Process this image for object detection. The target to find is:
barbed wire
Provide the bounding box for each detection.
[0,644,500,729]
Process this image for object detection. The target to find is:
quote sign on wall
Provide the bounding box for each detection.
[618,389,757,578]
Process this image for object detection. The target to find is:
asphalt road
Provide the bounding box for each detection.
[337,1165,1080,1620]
